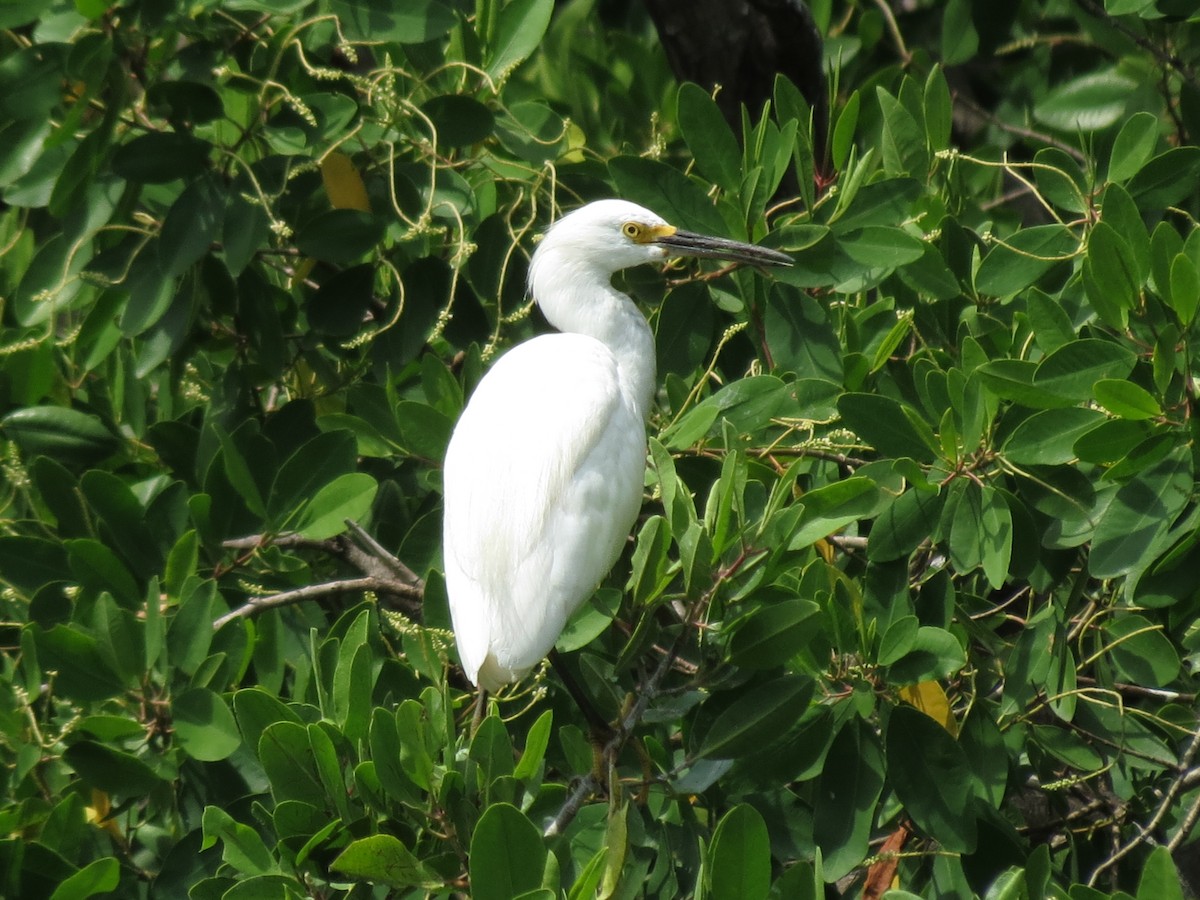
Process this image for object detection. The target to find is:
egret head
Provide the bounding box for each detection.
[530,199,793,279]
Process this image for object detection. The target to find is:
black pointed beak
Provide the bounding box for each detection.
[652,230,793,267]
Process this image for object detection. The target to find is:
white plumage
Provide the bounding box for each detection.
[442,200,791,692]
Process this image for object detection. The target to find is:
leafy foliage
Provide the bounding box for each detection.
[4,0,1200,897]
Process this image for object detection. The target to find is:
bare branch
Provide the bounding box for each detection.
[213,576,421,630]
[217,521,426,627]
[1088,719,1200,885]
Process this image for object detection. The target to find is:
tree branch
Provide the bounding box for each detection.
[213,576,420,630]
[216,519,425,629]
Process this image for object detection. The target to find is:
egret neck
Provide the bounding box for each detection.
[528,246,657,424]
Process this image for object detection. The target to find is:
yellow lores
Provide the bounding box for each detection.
[442,200,792,692]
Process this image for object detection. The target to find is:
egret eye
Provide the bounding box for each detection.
[622,222,641,240]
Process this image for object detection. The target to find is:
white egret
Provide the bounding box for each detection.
[442,199,792,693]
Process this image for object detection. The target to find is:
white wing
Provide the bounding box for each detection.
[442,333,647,690]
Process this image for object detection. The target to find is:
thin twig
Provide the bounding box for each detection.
[1088,719,1200,885]
[213,576,420,630]
[216,520,426,627]
[544,552,750,837]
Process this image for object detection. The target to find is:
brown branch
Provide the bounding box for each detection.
[216,519,426,628]
[1088,718,1200,886]
[213,576,421,630]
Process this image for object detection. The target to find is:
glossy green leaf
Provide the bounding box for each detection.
[295,210,383,264]
[202,805,276,876]
[294,473,378,540]
[485,0,554,80]
[1168,252,1200,325]
[678,82,741,192]
[1034,69,1138,131]
[1109,112,1161,183]
[709,804,770,900]
[1,405,120,467]
[1003,407,1105,465]
[331,834,441,889]
[697,675,813,759]
[837,393,938,462]
[469,803,546,900]
[1105,615,1180,688]
[975,225,1077,297]
[1091,449,1192,578]
[112,133,211,183]
[420,95,495,147]
[1092,379,1162,420]
[173,687,242,761]
[1033,339,1136,400]
[887,626,967,684]
[885,704,977,853]
[63,740,164,798]
[159,174,225,278]
[728,598,820,669]
[814,719,885,880]
[46,857,119,900]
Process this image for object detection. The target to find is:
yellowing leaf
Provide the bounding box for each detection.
[86,789,124,841]
[899,681,957,736]
[320,151,371,212]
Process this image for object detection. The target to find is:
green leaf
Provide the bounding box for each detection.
[1128,147,1200,210]
[514,710,553,781]
[839,226,925,268]
[33,624,127,702]
[1168,252,1200,325]
[174,687,242,762]
[47,857,119,900]
[64,740,164,798]
[709,804,771,900]
[1033,68,1138,131]
[112,132,211,183]
[1105,615,1180,688]
[888,625,967,684]
[332,0,456,42]
[885,704,978,853]
[1003,407,1105,465]
[975,225,1077,297]
[678,82,741,192]
[941,0,978,64]
[295,210,384,263]
[1092,379,1162,420]
[1084,222,1141,325]
[790,477,885,549]
[259,721,325,806]
[837,393,938,462]
[1,405,120,468]
[728,598,820,669]
[202,805,276,877]
[469,803,546,900]
[485,0,554,81]
[159,174,224,278]
[420,94,494,147]
[1091,449,1192,578]
[1033,339,1136,401]
[1108,111,1161,183]
[331,834,441,889]
[1137,846,1185,900]
[814,719,885,881]
[869,488,946,563]
[268,429,358,521]
[697,675,813,759]
[294,472,378,540]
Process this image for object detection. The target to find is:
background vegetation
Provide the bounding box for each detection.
[3,0,1200,896]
